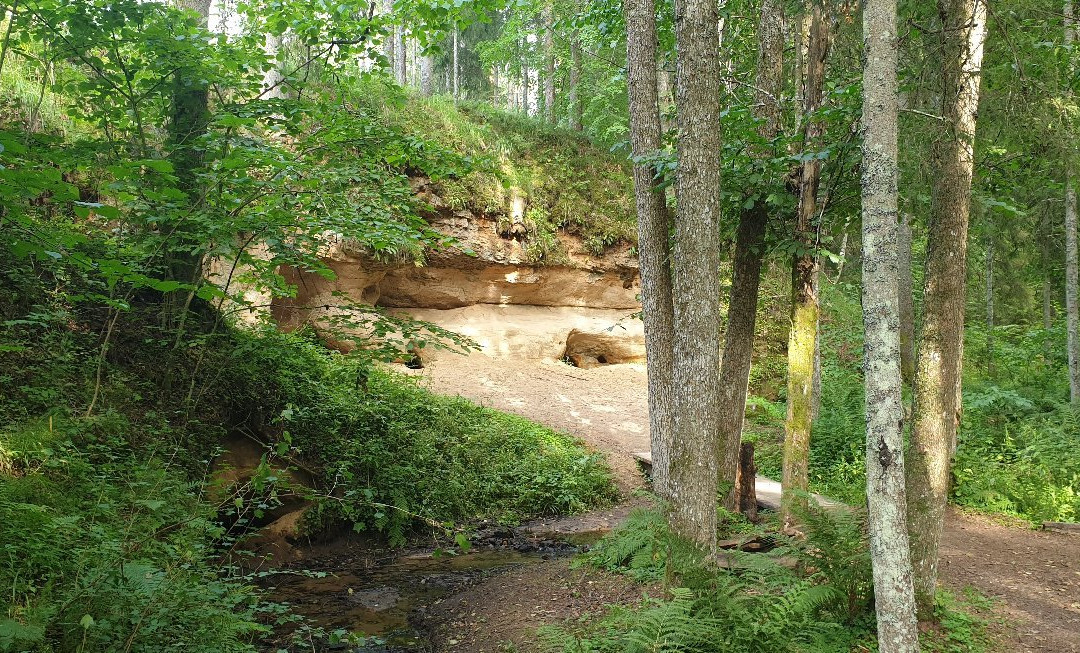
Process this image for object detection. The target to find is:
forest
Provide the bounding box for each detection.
[0,0,1078,652]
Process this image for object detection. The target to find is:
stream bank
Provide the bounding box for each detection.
[260,507,641,652]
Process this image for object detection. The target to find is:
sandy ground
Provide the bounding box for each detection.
[408,354,1080,653]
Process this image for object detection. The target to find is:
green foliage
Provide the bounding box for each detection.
[921,589,997,653]
[0,418,269,653]
[212,329,616,544]
[551,505,872,653]
[350,79,637,261]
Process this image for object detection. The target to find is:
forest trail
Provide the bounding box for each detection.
[407,355,1080,653]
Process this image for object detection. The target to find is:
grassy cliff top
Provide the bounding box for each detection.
[354,80,638,262]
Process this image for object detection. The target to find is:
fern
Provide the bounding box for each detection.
[556,507,878,653]
[787,498,874,621]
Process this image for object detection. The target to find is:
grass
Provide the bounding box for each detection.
[349,79,637,262]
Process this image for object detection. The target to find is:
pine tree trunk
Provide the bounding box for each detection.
[717,0,782,510]
[861,0,922,647]
[898,212,916,385]
[782,0,829,524]
[906,0,987,619]
[543,2,555,123]
[624,0,676,499]
[569,31,583,131]
[669,0,722,550]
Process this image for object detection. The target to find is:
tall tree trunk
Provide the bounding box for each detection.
[986,230,994,378]
[906,0,987,619]
[1068,179,1079,399]
[898,212,916,385]
[543,1,555,123]
[262,32,285,99]
[1042,208,1054,333]
[162,0,212,393]
[395,27,406,84]
[717,0,783,510]
[1068,0,1080,401]
[521,46,529,115]
[781,0,830,524]
[624,0,676,499]
[452,25,459,99]
[419,53,434,95]
[569,31,583,131]
[381,0,394,72]
[861,0,922,647]
[669,0,722,550]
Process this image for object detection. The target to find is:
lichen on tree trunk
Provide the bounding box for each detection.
[669,0,722,550]
[860,0,922,647]
[781,0,829,525]
[906,0,987,620]
[717,0,782,510]
[623,0,676,498]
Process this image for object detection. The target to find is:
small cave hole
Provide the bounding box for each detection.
[596,354,608,364]
[405,355,425,369]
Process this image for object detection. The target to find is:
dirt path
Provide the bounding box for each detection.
[409,355,1080,653]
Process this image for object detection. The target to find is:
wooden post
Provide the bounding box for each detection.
[736,441,758,521]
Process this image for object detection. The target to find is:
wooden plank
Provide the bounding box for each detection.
[630,449,844,512]
[1043,522,1080,535]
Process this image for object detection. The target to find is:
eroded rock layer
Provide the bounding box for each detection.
[270,210,644,364]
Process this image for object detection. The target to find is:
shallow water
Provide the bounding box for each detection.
[265,549,545,651]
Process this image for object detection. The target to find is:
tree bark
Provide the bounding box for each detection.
[1067,0,1080,402]
[624,0,676,499]
[521,43,529,115]
[452,25,459,99]
[735,442,758,522]
[1043,208,1054,333]
[1068,180,1079,399]
[906,0,987,620]
[395,27,406,85]
[419,53,434,95]
[782,0,829,524]
[986,230,994,378]
[861,0,922,647]
[717,0,783,511]
[669,0,722,550]
[569,31,583,131]
[898,212,916,385]
[543,1,555,123]
[381,0,394,72]
[262,32,286,99]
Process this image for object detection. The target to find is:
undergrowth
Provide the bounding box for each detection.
[749,279,1080,524]
[350,79,637,261]
[545,504,876,653]
[546,502,995,653]
[213,329,617,543]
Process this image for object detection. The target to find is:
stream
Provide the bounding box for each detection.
[260,528,606,652]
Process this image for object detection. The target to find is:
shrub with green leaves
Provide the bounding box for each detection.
[212,328,617,544]
[0,418,268,653]
[549,505,874,653]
